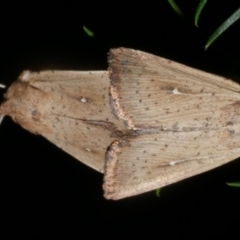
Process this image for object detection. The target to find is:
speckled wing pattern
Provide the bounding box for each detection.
[1,71,125,173]
[103,48,240,199]
[2,48,240,200]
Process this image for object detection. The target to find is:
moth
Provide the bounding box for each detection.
[1,48,240,200]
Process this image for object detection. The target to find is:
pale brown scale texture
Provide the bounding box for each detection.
[0,71,126,173]
[104,48,240,199]
[2,48,240,200]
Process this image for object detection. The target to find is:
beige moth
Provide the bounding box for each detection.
[1,48,240,200]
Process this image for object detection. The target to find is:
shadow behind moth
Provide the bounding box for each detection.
[1,48,240,200]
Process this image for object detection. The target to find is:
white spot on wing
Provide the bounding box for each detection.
[172,88,181,94]
[81,97,87,103]
[162,159,189,166]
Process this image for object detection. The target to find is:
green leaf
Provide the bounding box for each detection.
[83,25,95,37]
[205,7,240,49]
[155,188,161,197]
[226,182,240,187]
[194,0,207,27]
[168,0,185,17]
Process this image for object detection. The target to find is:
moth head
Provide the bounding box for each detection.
[0,76,51,135]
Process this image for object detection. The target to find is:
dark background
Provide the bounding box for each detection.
[1,0,240,236]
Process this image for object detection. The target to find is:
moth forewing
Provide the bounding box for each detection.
[0,70,126,173]
[108,48,240,129]
[103,48,240,199]
[103,130,240,199]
